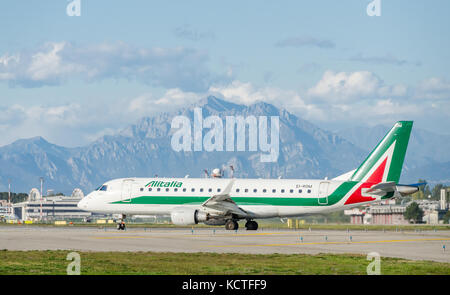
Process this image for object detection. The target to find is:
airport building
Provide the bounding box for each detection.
[0,200,11,218]
[345,189,450,225]
[368,204,409,225]
[12,188,92,221]
[344,208,367,224]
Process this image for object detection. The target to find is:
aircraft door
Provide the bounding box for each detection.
[121,179,134,203]
[318,182,329,205]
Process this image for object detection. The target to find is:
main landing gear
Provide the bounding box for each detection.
[224,219,259,230]
[117,214,126,230]
[245,220,258,231]
[225,219,239,230]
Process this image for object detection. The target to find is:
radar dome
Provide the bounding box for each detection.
[71,188,84,199]
[212,168,222,178]
[29,188,41,202]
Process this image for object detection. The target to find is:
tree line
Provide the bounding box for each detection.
[0,192,28,204]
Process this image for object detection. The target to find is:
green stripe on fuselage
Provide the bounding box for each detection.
[111,181,359,207]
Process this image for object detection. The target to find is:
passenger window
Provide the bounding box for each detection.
[263,189,267,193]
[140,188,143,192]
[157,188,161,192]
[272,189,276,193]
[253,189,257,193]
[148,188,152,192]
[298,189,302,193]
[166,188,169,192]
[174,188,178,192]
[183,188,186,192]
[191,188,195,192]
[200,188,204,192]
[307,189,311,193]
[290,189,293,193]
[208,188,212,192]
[281,189,285,193]
[236,189,240,193]
[217,188,221,192]
[244,189,248,193]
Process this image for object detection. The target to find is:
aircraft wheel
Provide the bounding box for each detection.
[245,220,258,230]
[225,220,239,230]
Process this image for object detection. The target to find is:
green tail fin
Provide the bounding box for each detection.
[350,121,413,183]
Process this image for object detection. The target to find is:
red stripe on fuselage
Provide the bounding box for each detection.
[344,157,388,205]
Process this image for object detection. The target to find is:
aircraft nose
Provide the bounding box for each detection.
[77,197,88,210]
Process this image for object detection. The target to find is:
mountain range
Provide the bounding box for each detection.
[0,96,448,195]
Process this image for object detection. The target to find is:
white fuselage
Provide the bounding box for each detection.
[78,177,381,219]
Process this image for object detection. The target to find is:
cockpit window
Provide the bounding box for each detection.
[98,185,108,191]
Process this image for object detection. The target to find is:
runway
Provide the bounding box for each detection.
[0,226,449,263]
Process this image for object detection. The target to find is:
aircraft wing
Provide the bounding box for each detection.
[201,179,248,217]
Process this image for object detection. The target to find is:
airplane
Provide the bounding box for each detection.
[78,121,419,230]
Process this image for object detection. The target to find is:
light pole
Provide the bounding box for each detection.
[39,177,44,221]
[8,179,11,216]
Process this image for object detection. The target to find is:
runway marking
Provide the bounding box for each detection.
[92,236,151,239]
[185,232,296,237]
[186,231,450,238]
[90,233,289,239]
[206,237,450,248]
[92,231,304,239]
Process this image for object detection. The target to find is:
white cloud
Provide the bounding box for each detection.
[128,89,202,116]
[0,71,448,147]
[349,53,421,67]
[26,42,85,83]
[174,25,215,41]
[307,70,382,102]
[306,70,413,104]
[208,73,444,127]
[415,77,450,100]
[0,42,227,91]
[208,80,326,120]
[275,36,335,49]
[379,84,408,97]
[0,87,206,146]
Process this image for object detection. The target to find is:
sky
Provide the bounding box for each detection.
[0,0,449,147]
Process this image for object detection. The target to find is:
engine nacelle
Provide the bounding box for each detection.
[170,208,208,225]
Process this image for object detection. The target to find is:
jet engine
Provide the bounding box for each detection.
[170,208,208,225]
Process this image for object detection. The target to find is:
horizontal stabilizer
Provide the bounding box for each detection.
[398,182,427,187]
[366,181,396,194]
[366,182,419,197]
